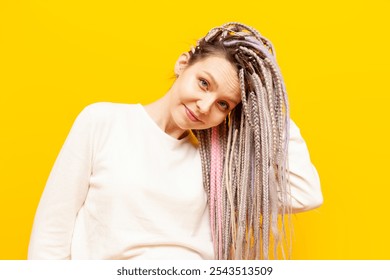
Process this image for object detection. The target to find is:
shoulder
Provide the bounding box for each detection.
[75,102,141,123]
[80,102,139,116]
[70,102,141,135]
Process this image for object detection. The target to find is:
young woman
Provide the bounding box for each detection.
[28,22,323,260]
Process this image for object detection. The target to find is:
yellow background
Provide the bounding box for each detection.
[1,0,389,259]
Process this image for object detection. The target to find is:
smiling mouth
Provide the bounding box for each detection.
[184,105,202,122]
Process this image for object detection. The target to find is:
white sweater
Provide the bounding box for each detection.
[28,102,322,260]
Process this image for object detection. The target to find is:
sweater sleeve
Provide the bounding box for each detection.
[28,105,97,259]
[287,120,323,213]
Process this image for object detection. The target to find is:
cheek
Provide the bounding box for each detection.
[180,75,199,94]
[207,111,228,127]
[172,84,188,102]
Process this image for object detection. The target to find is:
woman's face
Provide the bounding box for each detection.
[169,55,241,131]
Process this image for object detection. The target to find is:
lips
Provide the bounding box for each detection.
[184,105,201,122]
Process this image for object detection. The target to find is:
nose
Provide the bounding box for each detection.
[196,94,215,114]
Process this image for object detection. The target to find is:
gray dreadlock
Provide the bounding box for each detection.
[191,22,292,260]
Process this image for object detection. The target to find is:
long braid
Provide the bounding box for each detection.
[234,107,246,259]
[247,90,263,258]
[216,124,225,259]
[222,121,234,259]
[193,22,290,259]
[247,50,289,255]
[253,74,272,259]
[209,127,218,255]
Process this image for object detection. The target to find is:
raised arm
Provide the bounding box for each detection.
[287,120,323,213]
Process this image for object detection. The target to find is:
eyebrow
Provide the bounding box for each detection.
[203,71,218,90]
[202,71,240,106]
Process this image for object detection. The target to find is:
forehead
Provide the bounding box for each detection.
[190,55,236,73]
[189,56,241,100]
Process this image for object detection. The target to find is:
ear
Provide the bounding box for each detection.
[174,52,191,76]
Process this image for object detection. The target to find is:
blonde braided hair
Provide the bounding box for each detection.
[192,22,291,260]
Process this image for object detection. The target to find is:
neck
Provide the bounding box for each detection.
[144,94,188,140]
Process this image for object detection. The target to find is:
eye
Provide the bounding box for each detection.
[198,78,209,90]
[218,101,230,111]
